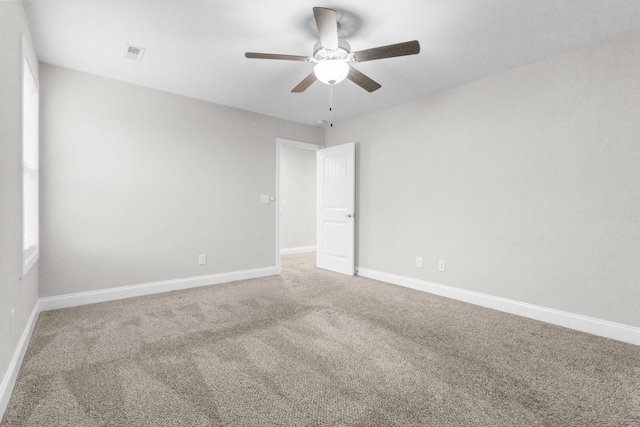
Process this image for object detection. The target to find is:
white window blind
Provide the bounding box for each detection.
[22,51,39,276]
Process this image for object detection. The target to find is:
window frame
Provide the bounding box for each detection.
[22,37,39,277]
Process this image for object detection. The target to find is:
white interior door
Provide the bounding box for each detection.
[317,142,355,275]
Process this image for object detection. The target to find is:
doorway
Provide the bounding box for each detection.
[275,139,323,273]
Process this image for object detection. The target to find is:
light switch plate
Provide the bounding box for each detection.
[260,194,269,204]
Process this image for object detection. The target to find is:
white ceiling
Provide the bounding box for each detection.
[23,0,640,128]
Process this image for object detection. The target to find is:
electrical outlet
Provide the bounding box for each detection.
[10,308,15,335]
[438,260,446,272]
[416,257,423,268]
[198,254,207,265]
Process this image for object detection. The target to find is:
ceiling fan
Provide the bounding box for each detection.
[245,7,420,93]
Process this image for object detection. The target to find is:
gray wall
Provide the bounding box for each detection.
[327,30,640,328]
[0,0,40,395]
[39,64,323,297]
[280,146,316,251]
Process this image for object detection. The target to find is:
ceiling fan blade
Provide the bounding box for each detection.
[352,40,420,63]
[291,72,317,93]
[313,7,339,50]
[347,67,381,92]
[245,52,310,61]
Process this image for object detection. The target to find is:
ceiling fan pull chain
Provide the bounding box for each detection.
[329,84,334,127]
[329,83,333,112]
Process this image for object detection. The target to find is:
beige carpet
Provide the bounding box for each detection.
[2,252,639,426]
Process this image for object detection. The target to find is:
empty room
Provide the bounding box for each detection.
[1,0,639,425]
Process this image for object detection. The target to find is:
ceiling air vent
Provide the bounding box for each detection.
[122,44,145,62]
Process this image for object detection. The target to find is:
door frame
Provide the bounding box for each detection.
[275,138,324,274]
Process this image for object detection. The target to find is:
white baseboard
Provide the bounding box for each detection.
[39,266,278,312]
[0,299,41,419]
[280,246,316,255]
[357,268,640,346]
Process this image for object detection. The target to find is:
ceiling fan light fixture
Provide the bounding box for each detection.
[314,60,349,85]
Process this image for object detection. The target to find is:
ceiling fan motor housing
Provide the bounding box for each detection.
[313,39,352,62]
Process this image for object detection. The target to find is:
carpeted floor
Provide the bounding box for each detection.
[2,252,639,426]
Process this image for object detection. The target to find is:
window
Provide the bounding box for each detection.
[22,44,39,276]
